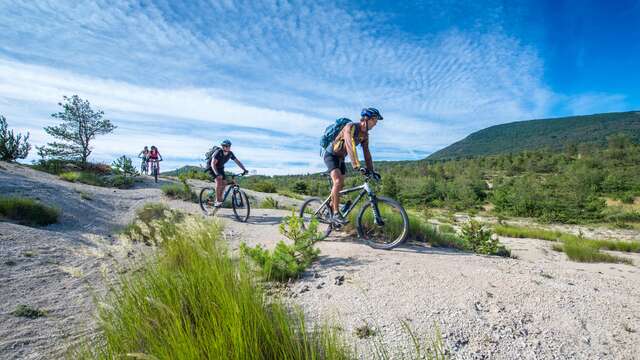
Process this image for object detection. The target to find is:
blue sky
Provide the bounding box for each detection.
[1,0,638,174]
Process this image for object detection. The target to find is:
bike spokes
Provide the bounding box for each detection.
[357,197,408,249]
[299,198,332,239]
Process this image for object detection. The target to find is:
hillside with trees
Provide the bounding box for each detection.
[428,111,640,160]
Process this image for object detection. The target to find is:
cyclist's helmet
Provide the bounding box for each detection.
[221,139,232,146]
[361,107,383,120]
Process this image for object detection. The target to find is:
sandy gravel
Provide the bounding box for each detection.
[1,162,639,359]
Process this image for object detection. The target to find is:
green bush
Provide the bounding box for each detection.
[260,196,280,209]
[11,304,47,318]
[461,220,510,257]
[162,180,197,202]
[0,115,31,161]
[253,181,277,193]
[83,216,351,359]
[109,175,135,189]
[241,215,322,281]
[59,171,105,186]
[0,196,60,226]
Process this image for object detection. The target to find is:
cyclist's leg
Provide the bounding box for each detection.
[324,153,346,216]
[215,172,226,203]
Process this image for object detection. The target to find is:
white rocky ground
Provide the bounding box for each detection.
[1,161,639,359]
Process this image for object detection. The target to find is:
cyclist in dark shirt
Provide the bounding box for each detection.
[210,139,248,207]
[325,107,382,225]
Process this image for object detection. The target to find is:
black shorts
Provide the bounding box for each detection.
[324,152,346,175]
[208,167,226,180]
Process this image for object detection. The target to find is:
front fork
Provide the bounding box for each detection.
[369,195,385,226]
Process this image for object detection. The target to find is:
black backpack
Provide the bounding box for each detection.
[204,146,221,171]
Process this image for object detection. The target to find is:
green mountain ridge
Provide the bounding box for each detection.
[428,111,640,160]
[161,165,203,176]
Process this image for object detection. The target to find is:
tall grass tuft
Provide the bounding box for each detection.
[0,196,59,226]
[496,224,637,264]
[553,238,632,264]
[84,216,351,359]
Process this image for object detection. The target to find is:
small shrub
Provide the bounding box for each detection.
[461,220,510,257]
[12,304,47,318]
[277,190,304,200]
[0,196,59,226]
[260,196,280,209]
[241,214,322,281]
[111,155,138,177]
[253,181,277,193]
[108,175,135,189]
[355,324,376,339]
[161,180,197,202]
[59,171,104,186]
[79,192,93,201]
[0,115,31,161]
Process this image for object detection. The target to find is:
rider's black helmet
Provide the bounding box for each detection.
[361,107,383,120]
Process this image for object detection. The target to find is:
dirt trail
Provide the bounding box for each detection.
[1,162,640,359]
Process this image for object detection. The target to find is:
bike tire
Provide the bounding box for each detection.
[153,167,158,183]
[231,190,250,222]
[299,197,332,239]
[199,187,218,216]
[356,196,409,250]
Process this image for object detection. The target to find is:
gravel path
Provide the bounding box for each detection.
[1,162,639,359]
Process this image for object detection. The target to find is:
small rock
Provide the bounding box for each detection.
[334,275,345,285]
[316,282,325,289]
[299,285,310,293]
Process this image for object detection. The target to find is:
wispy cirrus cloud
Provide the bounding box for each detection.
[0,0,626,174]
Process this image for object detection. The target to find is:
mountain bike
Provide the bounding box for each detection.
[199,173,250,222]
[148,158,161,183]
[299,173,409,250]
[139,155,148,175]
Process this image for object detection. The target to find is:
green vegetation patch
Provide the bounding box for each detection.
[120,203,185,245]
[161,182,197,202]
[241,215,321,281]
[0,196,59,226]
[12,304,47,318]
[259,196,281,209]
[83,216,351,359]
[495,224,637,264]
[60,171,105,186]
[553,239,632,265]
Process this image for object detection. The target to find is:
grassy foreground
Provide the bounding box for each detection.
[84,216,351,359]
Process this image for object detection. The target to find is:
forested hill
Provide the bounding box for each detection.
[428,111,640,160]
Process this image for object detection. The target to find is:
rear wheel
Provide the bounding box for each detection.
[199,187,218,216]
[356,196,409,250]
[299,197,332,239]
[231,189,250,222]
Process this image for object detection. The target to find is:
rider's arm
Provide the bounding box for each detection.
[233,158,247,173]
[158,152,163,161]
[361,137,373,171]
[342,124,361,169]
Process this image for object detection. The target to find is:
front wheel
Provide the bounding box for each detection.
[153,166,158,183]
[199,187,218,216]
[231,189,250,222]
[299,197,332,239]
[356,196,409,250]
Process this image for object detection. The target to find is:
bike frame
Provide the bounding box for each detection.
[314,178,384,225]
[205,173,243,203]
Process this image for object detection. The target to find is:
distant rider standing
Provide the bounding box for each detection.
[148,145,162,173]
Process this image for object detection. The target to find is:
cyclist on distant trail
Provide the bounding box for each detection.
[209,139,248,207]
[138,146,150,174]
[324,107,382,225]
[148,145,163,172]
